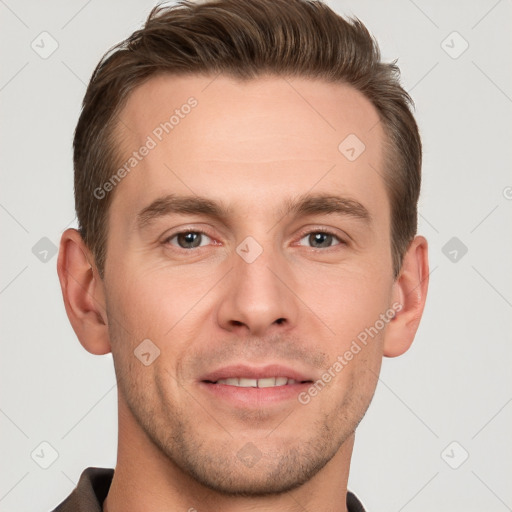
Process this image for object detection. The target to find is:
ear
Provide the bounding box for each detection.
[57,228,111,355]
[384,235,429,357]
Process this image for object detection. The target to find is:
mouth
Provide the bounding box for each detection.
[199,364,314,406]
[207,376,308,387]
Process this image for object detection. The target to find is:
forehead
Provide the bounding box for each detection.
[110,73,387,221]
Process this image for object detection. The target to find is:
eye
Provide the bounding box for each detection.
[165,231,213,249]
[297,230,344,249]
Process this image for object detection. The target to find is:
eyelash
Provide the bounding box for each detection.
[163,227,346,251]
[297,228,347,249]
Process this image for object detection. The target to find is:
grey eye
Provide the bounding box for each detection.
[298,231,341,249]
[168,231,211,249]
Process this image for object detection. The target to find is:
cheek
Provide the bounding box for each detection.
[106,262,196,335]
[296,263,393,341]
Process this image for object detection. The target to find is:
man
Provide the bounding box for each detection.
[54,0,429,510]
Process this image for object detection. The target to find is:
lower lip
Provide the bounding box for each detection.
[199,381,311,407]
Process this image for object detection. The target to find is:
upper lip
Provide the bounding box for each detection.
[200,364,314,383]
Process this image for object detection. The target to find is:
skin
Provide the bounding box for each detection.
[57,74,429,512]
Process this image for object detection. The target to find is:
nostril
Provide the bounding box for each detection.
[275,318,286,325]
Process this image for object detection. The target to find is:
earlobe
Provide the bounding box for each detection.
[383,235,429,358]
[57,228,112,355]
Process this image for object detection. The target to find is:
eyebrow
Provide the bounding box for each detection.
[281,193,371,224]
[136,192,371,230]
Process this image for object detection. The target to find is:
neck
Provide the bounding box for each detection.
[103,397,354,512]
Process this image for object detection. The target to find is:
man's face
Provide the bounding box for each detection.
[102,74,396,494]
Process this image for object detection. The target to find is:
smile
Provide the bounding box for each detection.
[213,377,302,387]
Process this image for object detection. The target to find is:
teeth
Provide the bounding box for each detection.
[215,377,298,388]
[238,378,257,387]
[258,377,276,388]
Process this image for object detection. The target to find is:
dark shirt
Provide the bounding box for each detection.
[51,467,366,511]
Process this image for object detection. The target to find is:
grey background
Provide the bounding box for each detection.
[1,1,511,511]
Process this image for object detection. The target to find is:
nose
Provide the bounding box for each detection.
[216,239,299,337]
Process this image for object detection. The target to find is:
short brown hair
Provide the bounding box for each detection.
[74,0,421,278]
